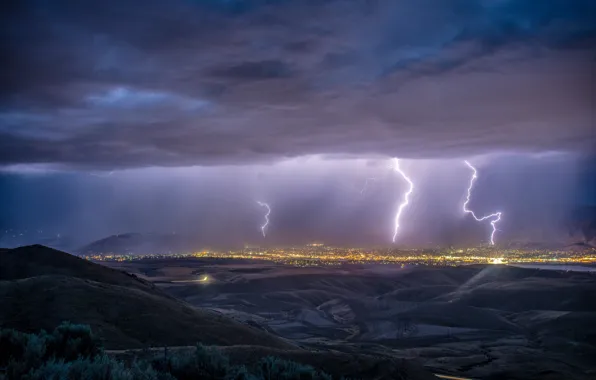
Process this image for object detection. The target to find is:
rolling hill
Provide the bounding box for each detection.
[151,261,596,379]
[0,245,293,350]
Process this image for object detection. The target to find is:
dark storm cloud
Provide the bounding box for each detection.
[209,60,293,80]
[1,0,595,168]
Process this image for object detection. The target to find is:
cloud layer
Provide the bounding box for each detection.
[1,0,595,168]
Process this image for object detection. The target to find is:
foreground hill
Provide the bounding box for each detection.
[0,245,153,292]
[0,245,292,350]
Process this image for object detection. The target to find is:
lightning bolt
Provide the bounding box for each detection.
[392,158,414,243]
[360,178,376,195]
[463,160,502,245]
[256,201,271,237]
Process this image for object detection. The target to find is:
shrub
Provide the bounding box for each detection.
[45,322,102,361]
[257,356,332,380]
[24,358,70,380]
[168,344,241,380]
[0,329,28,366]
[27,355,131,380]
[129,360,176,380]
[0,323,102,380]
[26,355,177,380]
[65,355,133,380]
[1,329,47,379]
[0,324,334,380]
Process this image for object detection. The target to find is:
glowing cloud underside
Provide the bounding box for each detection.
[392,158,414,243]
[256,201,271,237]
[463,160,502,245]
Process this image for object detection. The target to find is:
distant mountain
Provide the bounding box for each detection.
[0,245,292,350]
[77,232,191,255]
[0,230,76,251]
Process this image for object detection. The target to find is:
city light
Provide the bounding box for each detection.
[82,245,596,268]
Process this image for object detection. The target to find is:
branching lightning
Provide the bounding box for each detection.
[392,158,414,243]
[463,161,502,245]
[256,201,271,237]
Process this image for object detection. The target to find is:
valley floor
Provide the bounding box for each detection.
[105,259,596,380]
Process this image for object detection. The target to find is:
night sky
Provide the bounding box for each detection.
[1,0,595,248]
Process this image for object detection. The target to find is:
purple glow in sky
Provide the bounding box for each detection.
[0,154,592,248]
[0,1,594,248]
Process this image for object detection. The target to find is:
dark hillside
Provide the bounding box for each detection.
[0,245,152,292]
[0,245,293,350]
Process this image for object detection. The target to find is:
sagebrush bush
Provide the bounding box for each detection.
[27,355,157,380]
[0,324,332,380]
[46,322,102,361]
[167,344,247,380]
[258,356,332,380]
[0,329,28,367]
[0,322,103,380]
